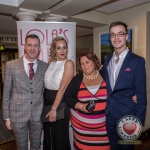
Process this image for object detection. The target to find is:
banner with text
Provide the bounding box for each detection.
[17,21,76,64]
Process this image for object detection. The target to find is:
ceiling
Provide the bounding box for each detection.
[0,0,150,38]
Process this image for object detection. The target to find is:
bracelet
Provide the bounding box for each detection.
[80,105,84,111]
[51,108,56,111]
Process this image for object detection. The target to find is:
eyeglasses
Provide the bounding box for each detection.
[110,33,127,38]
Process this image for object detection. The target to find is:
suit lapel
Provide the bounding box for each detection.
[19,57,30,88]
[106,54,113,94]
[114,50,131,89]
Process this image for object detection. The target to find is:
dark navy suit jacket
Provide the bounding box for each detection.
[100,50,147,125]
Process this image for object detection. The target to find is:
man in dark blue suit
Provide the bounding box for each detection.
[100,21,147,150]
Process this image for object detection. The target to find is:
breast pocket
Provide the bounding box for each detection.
[123,71,134,82]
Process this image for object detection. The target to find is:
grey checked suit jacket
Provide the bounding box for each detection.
[2,57,48,122]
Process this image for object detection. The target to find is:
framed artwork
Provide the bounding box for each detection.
[100,29,132,64]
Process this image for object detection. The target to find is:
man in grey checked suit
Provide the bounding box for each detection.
[2,34,48,150]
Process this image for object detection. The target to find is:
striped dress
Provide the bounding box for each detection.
[71,81,110,150]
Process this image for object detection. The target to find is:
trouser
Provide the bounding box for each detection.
[106,113,135,150]
[43,108,71,150]
[12,117,42,150]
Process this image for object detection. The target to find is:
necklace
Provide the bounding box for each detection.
[83,70,99,80]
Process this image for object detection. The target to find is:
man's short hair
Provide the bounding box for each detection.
[25,34,40,44]
[109,21,128,33]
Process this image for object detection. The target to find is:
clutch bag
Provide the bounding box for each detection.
[41,103,66,123]
[86,100,95,112]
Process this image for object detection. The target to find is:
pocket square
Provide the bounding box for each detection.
[125,68,131,71]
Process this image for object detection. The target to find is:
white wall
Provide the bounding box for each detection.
[93,2,150,131]
[76,35,93,73]
[76,35,93,51]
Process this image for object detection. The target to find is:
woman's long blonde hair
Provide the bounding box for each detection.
[49,36,68,62]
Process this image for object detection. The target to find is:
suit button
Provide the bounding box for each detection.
[31,92,33,94]
[30,83,32,84]
[31,102,32,104]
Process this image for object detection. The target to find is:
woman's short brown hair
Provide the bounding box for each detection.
[78,52,101,71]
[49,36,68,62]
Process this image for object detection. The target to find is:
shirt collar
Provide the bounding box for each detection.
[113,47,129,60]
[23,55,37,65]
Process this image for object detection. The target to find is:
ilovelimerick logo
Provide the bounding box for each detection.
[117,115,142,144]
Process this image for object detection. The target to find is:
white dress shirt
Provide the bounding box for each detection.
[107,48,129,90]
[23,56,37,76]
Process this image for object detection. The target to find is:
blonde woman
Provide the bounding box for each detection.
[43,36,74,150]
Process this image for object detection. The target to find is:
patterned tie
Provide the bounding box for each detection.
[29,63,34,80]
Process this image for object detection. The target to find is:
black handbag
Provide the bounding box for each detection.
[41,103,66,123]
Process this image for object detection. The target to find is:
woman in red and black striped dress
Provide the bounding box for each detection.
[65,52,110,150]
